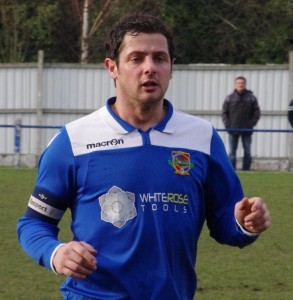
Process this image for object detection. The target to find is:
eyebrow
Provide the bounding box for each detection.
[127,50,170,57]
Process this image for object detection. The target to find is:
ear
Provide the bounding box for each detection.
[104,58,117,80]
[170,58,176,79]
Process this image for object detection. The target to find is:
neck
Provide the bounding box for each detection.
[111,100,167,131]
[236,88,246,94]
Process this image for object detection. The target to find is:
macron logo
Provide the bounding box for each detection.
[86,138,124,149]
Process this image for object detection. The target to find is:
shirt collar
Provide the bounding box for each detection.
[105,97,175,134]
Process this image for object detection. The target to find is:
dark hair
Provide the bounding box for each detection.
[235,76,247,82]
[104,13,174,63]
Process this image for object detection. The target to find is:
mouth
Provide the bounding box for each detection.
[141,80,158,87]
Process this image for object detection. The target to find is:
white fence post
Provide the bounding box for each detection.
[289,51,293,170]
[14,118,21,168]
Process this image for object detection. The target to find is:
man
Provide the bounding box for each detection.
[17,14,271,299]
[222,76,261,170]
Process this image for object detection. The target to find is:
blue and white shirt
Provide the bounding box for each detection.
[18,98,258,299]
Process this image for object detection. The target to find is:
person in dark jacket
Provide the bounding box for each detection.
[288,99,293,128]
[222,76,261,170]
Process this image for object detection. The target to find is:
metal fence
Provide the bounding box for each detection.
[1,51,293,170]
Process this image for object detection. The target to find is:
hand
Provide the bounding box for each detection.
[53,241,97,279]
[235,197,271,233]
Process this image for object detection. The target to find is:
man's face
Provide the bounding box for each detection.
[105,32,173,106]
[235,79,246,93]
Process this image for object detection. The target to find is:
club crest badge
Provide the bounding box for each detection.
[99,186,137,228]
[168,151,194,175]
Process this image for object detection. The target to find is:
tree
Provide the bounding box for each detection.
[0,0,291,64]
[80,0,166,63]
[81,0,119,64]
[164,0,292,64]
[0,0,59,62]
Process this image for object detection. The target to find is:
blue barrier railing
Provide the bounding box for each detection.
[1,124,293,132]
[0,125,62,129]
[1,123,292,168]
[217,128,293,133]
[1,123,293,167]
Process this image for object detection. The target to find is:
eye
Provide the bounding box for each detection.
[155,55,169,63]
[130,57,142,63]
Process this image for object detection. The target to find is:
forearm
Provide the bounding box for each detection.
[17,216,63,269]
[208,204,259,248]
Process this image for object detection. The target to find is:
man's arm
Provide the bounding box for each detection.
[17,127,76,270]
[205,129,262,247]
[250,96,261,127]
[221,97,230,128]
[288,99,293,128]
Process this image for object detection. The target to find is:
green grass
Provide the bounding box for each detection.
[0,168,292,299]
[0,168,70,300]
[196,171,293,300]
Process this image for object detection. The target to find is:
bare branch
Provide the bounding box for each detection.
[88,0,119,37]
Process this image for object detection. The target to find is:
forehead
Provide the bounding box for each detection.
[119,32,169,55]
[235,79,246,84]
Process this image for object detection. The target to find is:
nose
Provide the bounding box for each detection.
[143,57,157,74]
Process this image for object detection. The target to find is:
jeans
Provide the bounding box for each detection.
[229,134,252,170]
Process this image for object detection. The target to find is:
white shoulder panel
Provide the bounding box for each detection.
[150,110,212,155]
[66,107,143,156]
